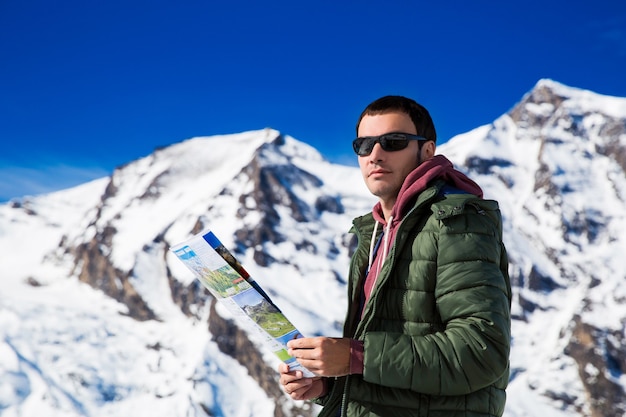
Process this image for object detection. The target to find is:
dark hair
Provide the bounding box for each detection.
[356,95,437,143]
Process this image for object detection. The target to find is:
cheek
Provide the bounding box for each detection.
[358,159,368,178]
[402,152,421,173]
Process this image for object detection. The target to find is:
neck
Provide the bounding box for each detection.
[380,199,395,222]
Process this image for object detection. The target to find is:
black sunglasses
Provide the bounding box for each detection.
[352,132,428,156]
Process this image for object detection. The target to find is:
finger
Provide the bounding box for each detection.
[289,343,319,357]
[281,368,308,384]
[279,363,301,376]
[284,379,313,399]
[290,348,319,361]
[280,373,299,385]
[283,380,306,395]
[287,339,302,349]
[290,386,310,400]
[295,358,319,373]
[287,336,317,349]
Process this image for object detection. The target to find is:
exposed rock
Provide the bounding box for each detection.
[565,315,626,417]
[232,137,327,267]
[71,224,157,321]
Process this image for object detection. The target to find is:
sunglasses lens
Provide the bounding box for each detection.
[353,137,375,156]
[379,134,409,152]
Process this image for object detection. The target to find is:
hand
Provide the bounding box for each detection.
[287,337,351,377]
[278,363,326,401]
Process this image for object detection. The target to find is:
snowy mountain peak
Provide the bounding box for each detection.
[514,78,626,122]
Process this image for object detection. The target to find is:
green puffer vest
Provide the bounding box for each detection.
[317,181,512,417]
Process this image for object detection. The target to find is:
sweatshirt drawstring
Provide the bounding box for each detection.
[367,221,379,274]
[381,216,392,268]
[366,216,393,299]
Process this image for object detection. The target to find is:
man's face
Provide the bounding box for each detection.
[357,112,421,207]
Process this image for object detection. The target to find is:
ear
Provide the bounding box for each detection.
[421,140,436,160]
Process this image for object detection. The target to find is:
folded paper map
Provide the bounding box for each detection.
[170,229,314,377]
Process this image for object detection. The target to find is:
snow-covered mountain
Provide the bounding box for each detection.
[1,79,625,417]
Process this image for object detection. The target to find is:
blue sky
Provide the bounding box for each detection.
[1,0,625,202]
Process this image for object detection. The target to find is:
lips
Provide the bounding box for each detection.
[369,168,390,177]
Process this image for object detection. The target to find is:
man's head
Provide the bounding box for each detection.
[355,96,437,216]
[355,95,436,143]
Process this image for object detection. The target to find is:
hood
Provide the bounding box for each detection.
[371,154,483,226]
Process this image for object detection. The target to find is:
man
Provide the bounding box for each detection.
[279,96,511,417]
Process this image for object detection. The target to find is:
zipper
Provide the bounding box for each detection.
[340,375,351,416]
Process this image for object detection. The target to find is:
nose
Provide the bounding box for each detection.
[368,142,385,161]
